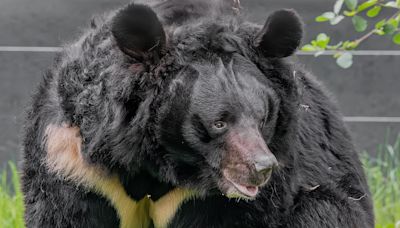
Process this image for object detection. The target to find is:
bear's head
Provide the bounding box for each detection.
[109,3,303,199]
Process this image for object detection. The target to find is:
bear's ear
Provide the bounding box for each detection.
[254,9,303,58]
[112,4,166,61]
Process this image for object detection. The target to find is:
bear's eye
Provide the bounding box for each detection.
[213,121,227,130]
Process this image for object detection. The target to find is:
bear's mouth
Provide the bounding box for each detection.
[220,169,268,200]
[225,177,259,199]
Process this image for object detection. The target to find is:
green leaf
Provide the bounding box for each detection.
[366,6,381,17]
[375,19,386,29]
[383,24,396,35]
[328,41,343,49]
[330,15,345,25]
[345,0,358,10]
[357,0,378,12]
[343,10,357,16]
[317,33,329,41]
[301,44,317,51]
[336,52,353,68]
[352,15,368,32]
[311,40,318,46]
[334,0,345,14]
[316,12,336,22]
[393,33,400,45]
[384,1,398,8]
[374,29,385,35]
[388,18,399,29]
[316,33,330,48]
[342,41,358,50]
[315,16,330,22]
[397,0,400,7]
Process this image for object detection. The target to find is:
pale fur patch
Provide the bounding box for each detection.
[44,123,196,228]
[149,188,196,228]
[44,124,141,228]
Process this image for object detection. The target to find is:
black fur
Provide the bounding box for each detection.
[22,1,374,227]
[255,9,303,58]
[112,4,166,62]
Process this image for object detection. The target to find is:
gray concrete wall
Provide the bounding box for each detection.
[0,0,399,168]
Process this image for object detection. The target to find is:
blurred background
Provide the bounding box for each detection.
[0,0,399,167]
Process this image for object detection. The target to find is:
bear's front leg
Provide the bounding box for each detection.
[23,170,120,228]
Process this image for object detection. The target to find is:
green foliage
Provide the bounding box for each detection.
[359,0,379,12]
[316,12,335,22]
[302,0,400,68]
[362,134,400,228]
[345,0,359,10]
[352,15,368,31]
[336,52,354,68]
[393,32,400,43]
[335,0,345,14]
[367,6,382,17]
[0,163,24,228]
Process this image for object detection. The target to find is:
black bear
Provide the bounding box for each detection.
[22,0,374,227]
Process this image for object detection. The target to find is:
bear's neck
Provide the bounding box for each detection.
[120,168,175,201]
[114,168,197,228]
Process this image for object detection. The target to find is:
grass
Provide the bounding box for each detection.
[0,136,399,228]
[0,162,24,228]
[362,134,400,228]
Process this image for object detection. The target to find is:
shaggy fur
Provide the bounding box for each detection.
[22,0,374,227]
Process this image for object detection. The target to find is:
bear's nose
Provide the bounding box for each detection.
[251,154,278,186]
[254,154,278,173]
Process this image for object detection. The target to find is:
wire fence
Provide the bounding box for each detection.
[0,46,399,123]
[2,46,400,56]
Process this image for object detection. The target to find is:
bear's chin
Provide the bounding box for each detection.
[218,178,264,201]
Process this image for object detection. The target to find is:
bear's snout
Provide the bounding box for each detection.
[220,127,278,198]
[222,152,277,187]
